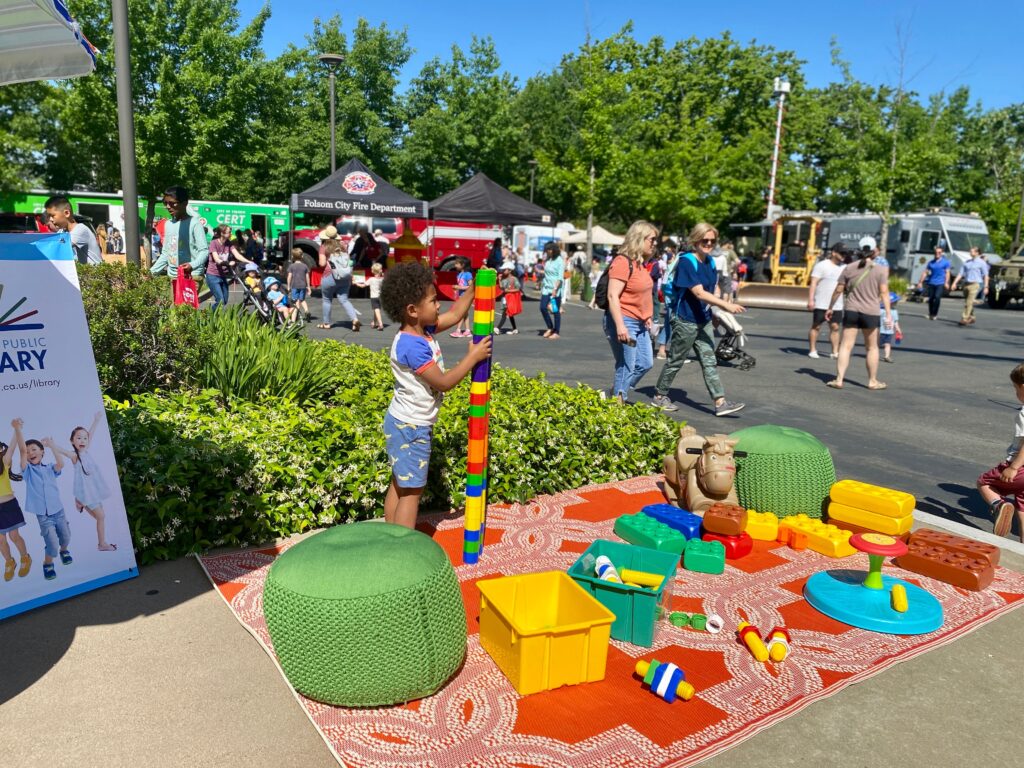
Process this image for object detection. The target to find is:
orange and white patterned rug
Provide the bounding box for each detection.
[198,476,1024,768]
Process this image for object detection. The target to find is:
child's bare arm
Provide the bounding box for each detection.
[1001,445,1024,482]
[437,283,476,332]
[44,438,64,471]
[417,337,492,393]
[13,418,26,470]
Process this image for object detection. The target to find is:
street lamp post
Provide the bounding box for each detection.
[528,159,538,203]
[318,53,345,174]
[766,76,791,221]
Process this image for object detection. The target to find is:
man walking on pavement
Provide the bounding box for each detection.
[807,243,848,358]
[951,246,989,326]
[916,245,952,320]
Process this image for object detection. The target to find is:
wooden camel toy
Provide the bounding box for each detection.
[663,425,746,514]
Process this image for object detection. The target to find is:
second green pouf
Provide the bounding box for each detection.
[730,424,836,519]
[263,522,467,706]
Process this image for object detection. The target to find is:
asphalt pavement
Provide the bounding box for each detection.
[306,284,1024,542]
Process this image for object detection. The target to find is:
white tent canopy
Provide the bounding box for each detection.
[563,225,625,246]
[0,0,96,86]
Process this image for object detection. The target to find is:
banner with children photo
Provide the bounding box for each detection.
[0,233,138,620]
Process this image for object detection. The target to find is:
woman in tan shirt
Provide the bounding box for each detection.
[824,236,892,390]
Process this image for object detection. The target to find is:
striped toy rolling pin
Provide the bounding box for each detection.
[463,268,496,564]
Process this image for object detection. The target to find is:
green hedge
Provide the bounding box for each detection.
[79,264,213,399]
[108,341,677,563]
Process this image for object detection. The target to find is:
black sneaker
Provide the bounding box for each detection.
[715,400,745,417]
[651,395,679,412]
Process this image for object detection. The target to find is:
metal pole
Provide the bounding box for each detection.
[111,0,140,264]
[528,160,537,203]
[586,162,595,261]
[766,85,786,220]
[329,70,336,174]
[1013,176,1024,255]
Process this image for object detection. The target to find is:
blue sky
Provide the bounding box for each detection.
[242,0,1022,109]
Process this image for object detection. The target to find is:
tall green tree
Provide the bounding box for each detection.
[258,15,412,203]
[0,81,52,190]
[391,36,524,200]
[42,0,279,220]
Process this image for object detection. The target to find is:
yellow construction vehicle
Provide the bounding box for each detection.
[737,214,827,310]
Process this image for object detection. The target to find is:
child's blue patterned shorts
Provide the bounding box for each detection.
[384,411,433,488]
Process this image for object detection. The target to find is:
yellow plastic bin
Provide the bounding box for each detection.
[478,571,615,695]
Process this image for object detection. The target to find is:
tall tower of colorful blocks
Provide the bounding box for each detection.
[463,268,496,564]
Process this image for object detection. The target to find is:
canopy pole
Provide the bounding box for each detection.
[111,0,140,265]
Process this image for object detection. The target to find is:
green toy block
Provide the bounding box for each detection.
[468,403,489,418]
[683,538,726,575]
[613,512,686,556]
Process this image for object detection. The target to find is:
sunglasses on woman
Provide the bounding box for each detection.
[698,238,717,247]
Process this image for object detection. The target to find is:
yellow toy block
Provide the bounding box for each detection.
[778,514,856,558]
[745,510,779,541]
[827,502,913,536]
[829,479,915,518]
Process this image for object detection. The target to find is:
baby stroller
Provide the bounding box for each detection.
[711,306,755,370]
[236,263,277,325]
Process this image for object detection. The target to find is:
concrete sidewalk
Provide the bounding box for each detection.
[1,535,1021,768]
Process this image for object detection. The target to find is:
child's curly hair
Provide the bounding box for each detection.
[381,262,434,323]
[1011,362,1024,386]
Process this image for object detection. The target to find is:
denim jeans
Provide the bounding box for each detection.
[206,273,230,309]
[540,293,561,333]
[656,305,674,347]
[320,274,360,324]
[604,313,653,398]
[925,283,944,318]
[36,510,70,558]
[655,317,724,401]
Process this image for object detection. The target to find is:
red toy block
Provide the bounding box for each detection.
[702,503,748,536]
[701,531,753,560]
[905,528,999,567]
[895,529,999,591]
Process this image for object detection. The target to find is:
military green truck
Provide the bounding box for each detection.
[988,249,1024,308]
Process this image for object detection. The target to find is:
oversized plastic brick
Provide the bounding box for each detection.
[828,517,909,543]
[614,513,686,556]
[897,529,996,591]
[777,514,856,558]
[745,510,779,541]
[683,538,725,575]
[829,479,915,518]
[827,502,913,536]
[905,528,1000,567]
[701,503,748,536]
[701,531,753,560]
[641,504,702,540]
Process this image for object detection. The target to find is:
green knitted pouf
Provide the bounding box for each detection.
[730,425,836,519]
[263,522,467,706]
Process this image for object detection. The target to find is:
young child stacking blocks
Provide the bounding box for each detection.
[827,479,914,540]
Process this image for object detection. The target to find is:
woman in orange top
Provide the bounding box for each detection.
[604,220,657,404]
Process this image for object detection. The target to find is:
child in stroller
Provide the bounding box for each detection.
[711,306,755,370]
[236,263,277,324]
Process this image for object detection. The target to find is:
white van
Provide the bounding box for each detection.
[511,222,576,268]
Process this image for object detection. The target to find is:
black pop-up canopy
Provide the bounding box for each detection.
[429,173,553,225]
[291,158,429,219]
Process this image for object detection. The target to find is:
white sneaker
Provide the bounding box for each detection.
[807,350,820,359]
[829,352,839,359]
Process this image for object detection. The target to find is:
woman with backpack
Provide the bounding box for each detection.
[317,238,361,331]
[602,221,657,404]
[651,222,746,417]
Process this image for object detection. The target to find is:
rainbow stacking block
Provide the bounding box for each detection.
[463,268,497,564]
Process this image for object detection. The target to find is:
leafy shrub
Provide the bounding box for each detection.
[109,340,678,562]
[888,275,909,297]
[195,308,336,406]
[79,263,213,399]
